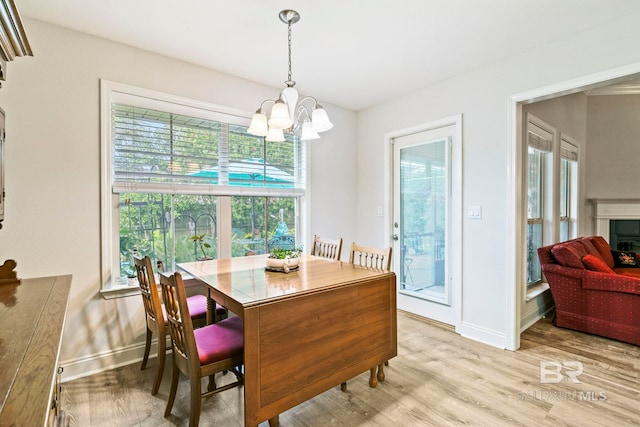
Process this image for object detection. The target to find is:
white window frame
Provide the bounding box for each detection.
[523,113,581,293]
[559,133,579,242]
[525,114,554,288]
[100,80,307,296]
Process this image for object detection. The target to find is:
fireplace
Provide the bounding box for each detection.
[592,199,640,249]
[609,220,640,251]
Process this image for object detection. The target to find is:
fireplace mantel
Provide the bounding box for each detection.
[591,199,640,241]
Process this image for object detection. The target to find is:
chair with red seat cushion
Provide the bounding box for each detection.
[159,271,244,427]
[134,255,225,395]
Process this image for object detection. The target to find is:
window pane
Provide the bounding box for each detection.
[119,193,171,278]
[118,193,218,278]
[113,104,302,190]
[527,222,542,285]
[527,147,542,219]
[173,194,217,264]
[231,196,297,257]
[113,104,220,185]
[559,219,569,242]
[399,140,446,302]
[560,159,568,217]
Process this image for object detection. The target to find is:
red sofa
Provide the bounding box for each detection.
[537,236,640,346]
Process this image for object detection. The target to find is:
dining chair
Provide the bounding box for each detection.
[134,255,225,395]
[342,242,393,391]
[310,234,343,261]
[159,271,244,427]
[348,242,392,270]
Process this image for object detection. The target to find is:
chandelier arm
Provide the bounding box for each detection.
[297,96,319,109]
[295,104,311,123]
[257,99,276,113]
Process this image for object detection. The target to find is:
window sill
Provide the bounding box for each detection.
[525,282,550,302]
[100,284,141,299]
[100,272,201,300]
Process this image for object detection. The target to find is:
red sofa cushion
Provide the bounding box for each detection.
[578,238,602,259]
[551,241,586,269]
[582,254,615,273]
[586,236,615,268]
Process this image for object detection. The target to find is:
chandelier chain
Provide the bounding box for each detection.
[247,9,332,140]
[287,21,293,83]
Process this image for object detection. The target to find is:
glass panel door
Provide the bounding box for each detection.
[395,133,450,305]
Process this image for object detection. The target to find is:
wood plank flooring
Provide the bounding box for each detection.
[60,312,639,426]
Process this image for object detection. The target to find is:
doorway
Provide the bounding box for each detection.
[508,67,640,350]
[388,115,462,326]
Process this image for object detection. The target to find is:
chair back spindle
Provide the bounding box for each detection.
[348,242,392,270]
[310,235,343,261]
[160,272,196,370]
[134,256,164,333]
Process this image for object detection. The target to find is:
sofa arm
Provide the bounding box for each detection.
[541,263,587,279]
[582,271,640,295]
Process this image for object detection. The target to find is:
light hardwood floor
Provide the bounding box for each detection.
[60,312,639,426]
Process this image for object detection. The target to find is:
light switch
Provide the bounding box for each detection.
[468,205,482,219]
[377,206,383,217]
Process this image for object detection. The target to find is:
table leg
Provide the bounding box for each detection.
[268,416,280,427]
[368,367,378,388]
[206,288,216,325]
[377,363,385,382]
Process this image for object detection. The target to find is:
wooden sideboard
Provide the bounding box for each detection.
[0,275,72,426]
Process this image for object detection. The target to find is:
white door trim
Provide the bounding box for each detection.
[385,114,462,330]
[507,62,640,351]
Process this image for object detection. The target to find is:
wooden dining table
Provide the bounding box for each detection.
[178,254,397,427]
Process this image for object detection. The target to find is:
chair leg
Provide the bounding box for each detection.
[164,362,179,418]
[207,374,217,392]
[340,382,347,392]
[369,367,378,388]
[151,332,166,395]
[141,328,152,370]
[189,376,202,427]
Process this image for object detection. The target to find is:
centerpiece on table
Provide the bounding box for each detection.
[265,247,302,273]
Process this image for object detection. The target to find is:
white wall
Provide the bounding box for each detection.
[0,19,357,376]
[586,95,640,199]
[356,12,640,347]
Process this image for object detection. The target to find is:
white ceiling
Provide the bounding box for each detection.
[17,0,640,111]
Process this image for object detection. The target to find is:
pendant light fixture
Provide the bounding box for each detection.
[247,9,333,141]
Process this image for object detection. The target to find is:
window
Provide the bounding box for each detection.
[559,135,578,242]
[527,146,546,285]
[526,115,553,287]
[524,114,580,290]
[101,81,306,292]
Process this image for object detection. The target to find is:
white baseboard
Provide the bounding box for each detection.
[457,321,507,349]
[520,304,555,332]
[59,340,156,383]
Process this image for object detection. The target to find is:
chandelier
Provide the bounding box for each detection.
[247,9,333,142]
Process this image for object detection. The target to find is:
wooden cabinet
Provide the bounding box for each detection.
[0,275,72,426]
